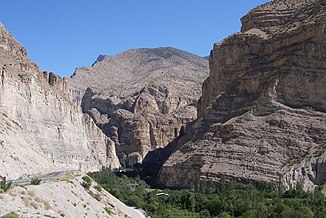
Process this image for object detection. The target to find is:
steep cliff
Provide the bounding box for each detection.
[68,48,209,162]
[0,22,119,179]
[158,0,326,190]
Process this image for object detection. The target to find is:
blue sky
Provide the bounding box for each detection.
[0,1,269,77]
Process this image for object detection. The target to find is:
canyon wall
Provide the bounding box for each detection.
[158,0,326,191]
[0,23,119,178]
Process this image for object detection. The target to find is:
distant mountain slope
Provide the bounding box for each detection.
[67,47,209,162]
[69,47,208,98]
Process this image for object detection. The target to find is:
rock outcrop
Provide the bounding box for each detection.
[67,48,209,162]
[0,113,56,179]
[157,0,326,190]
[0,22,119,179]
[0,174,146,218]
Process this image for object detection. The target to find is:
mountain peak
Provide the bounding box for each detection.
[92,54,109,66]
[69,47,209,97]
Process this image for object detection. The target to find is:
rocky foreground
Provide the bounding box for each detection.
[67,48,209,163]
[0,174,145,218]
[157,0,326,191]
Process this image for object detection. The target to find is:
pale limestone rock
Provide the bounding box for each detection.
[0,113,55,179]
[282,144,326,192]
[0,23,119,177]
[0,175,145,218]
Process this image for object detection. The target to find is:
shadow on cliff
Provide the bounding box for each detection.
[141,126,186,185]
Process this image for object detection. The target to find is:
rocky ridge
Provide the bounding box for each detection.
[0,22,119,179]
[68,48,209,162]
[157,0,326,191]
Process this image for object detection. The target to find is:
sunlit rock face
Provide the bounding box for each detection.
[157,0,326,191]
[0,23,119,179]
[67,47,209,162]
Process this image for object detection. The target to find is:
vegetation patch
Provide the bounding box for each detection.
[0,177,12,192]
[81,176,92,190]
[89,169,326,218]
[104,207,112,215]
[31,178,41,185]
[1,212,19,218]
[94,185,102,192]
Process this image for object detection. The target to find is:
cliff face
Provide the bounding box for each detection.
[158,0,326,190]
[68,48,209,163]
[0,23,119,178]
[0,113,56,179]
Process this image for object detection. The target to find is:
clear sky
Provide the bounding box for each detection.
[0,0,270,78]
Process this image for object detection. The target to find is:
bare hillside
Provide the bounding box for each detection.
[67,47,209,162]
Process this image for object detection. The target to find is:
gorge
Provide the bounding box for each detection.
[0,0,325,217]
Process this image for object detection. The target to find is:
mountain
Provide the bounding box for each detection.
[69,47,208,98]
[157,0,326,192]
[67,47,209,163]
[0,22,119,179]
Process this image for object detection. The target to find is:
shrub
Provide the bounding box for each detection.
[0,177,12,192]
[31,178,41,185]
[81,181,91,190]
[94,185,102,192]
[104,207,112,215]
[81,176,92,189]
[1,212,19,218]
[94,193,102,202]
[82,176,92,184]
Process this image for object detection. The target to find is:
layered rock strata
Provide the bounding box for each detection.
[68,48,209,162]
[157,0,326,190]
[0,23,119,178]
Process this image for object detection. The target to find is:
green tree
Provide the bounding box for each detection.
[217,212,232,218]
[199,209,211,218]
[299,206,314,218]
[180,191,195,211]
[280,206,299,218]
[126,194,144,208]
[195,193,210,212]
[207,195,222,216]
[239,210,255,218]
